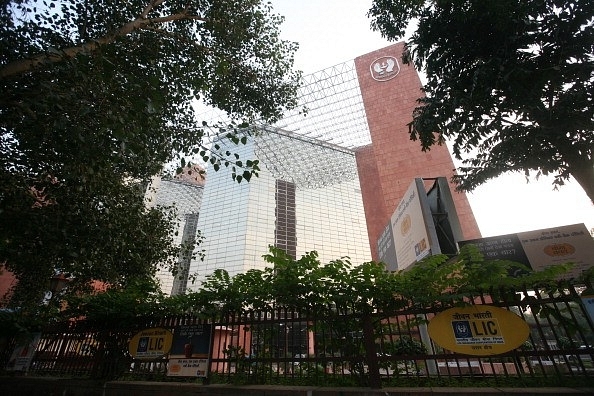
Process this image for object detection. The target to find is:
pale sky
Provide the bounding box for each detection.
[270,0,594,238]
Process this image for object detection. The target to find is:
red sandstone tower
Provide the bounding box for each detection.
[354,43,481,261]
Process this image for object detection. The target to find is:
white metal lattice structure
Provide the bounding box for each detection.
[273,60,371,150]
[195,60,372,188]
[254,125,358,189]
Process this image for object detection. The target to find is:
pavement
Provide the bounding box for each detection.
[1,377,593,396]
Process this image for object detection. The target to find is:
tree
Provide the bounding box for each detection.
[368,0,594,201]
[194,244,566,315]
[0,0,300,308]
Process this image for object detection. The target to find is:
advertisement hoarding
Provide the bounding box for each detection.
[388,178,440,271]
[167,324,213,377]
[391,179,430,269]
[378,178,463,272]
[459,223,594,279]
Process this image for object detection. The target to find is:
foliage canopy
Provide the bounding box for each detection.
[368,0,594,201]
[0,0,300,308]
[62,245,574,323]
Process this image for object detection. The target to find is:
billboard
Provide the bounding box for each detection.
[459,223,594,279]
[391,179,433,269]
[378,179,440,271]
[378,178,463,271]
[167,324,212,377]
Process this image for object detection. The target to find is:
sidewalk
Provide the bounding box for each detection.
[136,384,594,396]
[1,378,593,396]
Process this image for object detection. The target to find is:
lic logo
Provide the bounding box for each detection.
[370,55,400,81]
[452,321,472,338]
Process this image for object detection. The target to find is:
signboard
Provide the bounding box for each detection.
[378,178,463,271]
[390,179,438,270]
[167,324,213,377]
[459,233,529,263]
[582,295,594,325]
[377,219,397,272]
[460,223,594,279]
[458,233,531,277]
[6,333,41,371]
[428,305,529,356]
[128,328,173,360]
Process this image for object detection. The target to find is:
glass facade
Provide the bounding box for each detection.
[187,130,371,289]
[146,178,204,295]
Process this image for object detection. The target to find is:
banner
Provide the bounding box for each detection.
[459,223,594,279]
[167,324,213,377]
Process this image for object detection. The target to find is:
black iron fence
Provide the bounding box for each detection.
[1,283,593,388]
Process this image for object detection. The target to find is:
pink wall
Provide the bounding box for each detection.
[0,266,16,305]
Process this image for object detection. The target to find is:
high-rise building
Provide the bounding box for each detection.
[146,174,204,295]
[187,128,371,288]
[185,42,481,287]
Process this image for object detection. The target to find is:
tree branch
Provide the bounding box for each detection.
[142,25,209,53]
[0,8,207,79]
[140,0,165,19]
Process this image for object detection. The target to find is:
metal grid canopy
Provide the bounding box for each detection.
[273,60,371,150]
[197,60,372,188]
[254,125,358,188]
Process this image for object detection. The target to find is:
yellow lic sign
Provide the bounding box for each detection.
[455,314,500,339]
[128,328,173,360]
[428,305,529,356]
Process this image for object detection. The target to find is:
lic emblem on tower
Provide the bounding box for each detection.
[370,55,400,81]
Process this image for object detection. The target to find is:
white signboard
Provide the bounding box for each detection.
[518,223,594,278]
[167,358,209,377]
[460,223,594,279]
[391,179,435,270]
[6,333,41,371]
